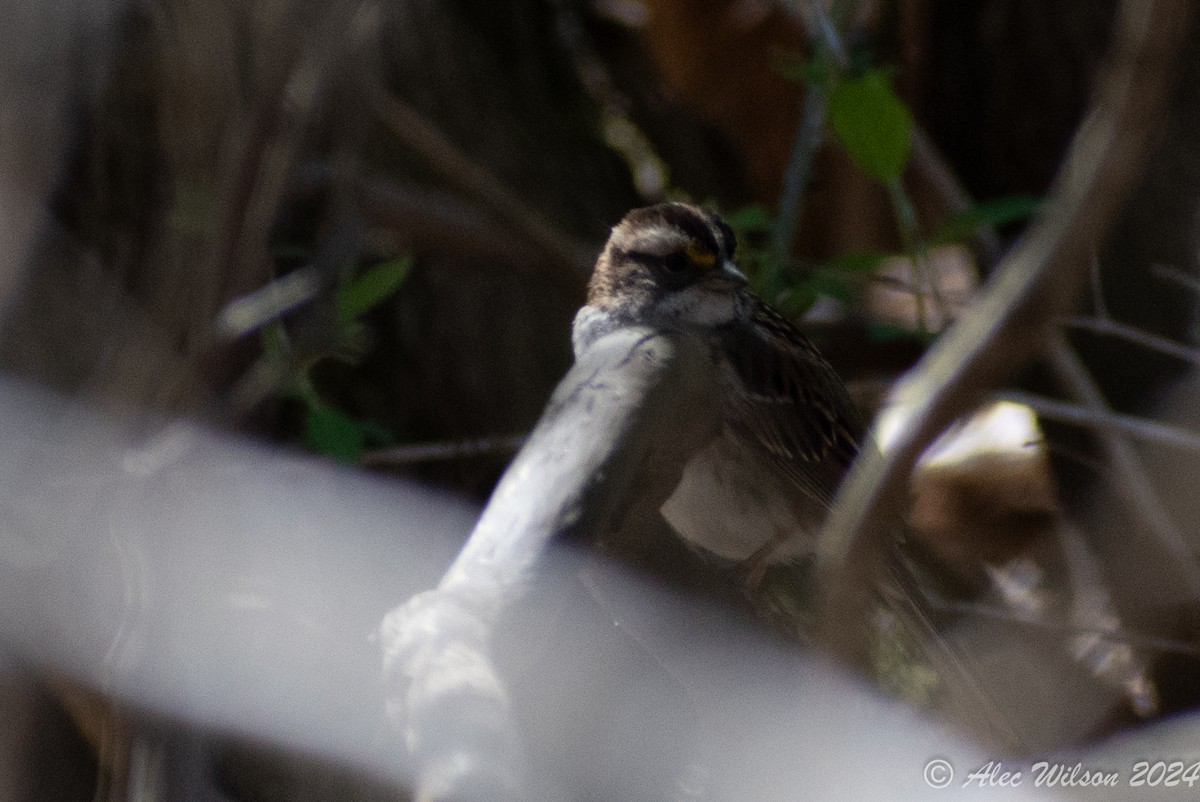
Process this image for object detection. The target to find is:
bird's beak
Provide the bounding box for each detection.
[721,260,749,286]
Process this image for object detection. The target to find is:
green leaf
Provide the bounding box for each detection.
[305,406,367,463]
[809,271,854,305]
[867,320,936,344]
[335,257,413,323]
[930,195,1041,245]
[270,243,311,261]
[260,322,289,360]
[358,420,396,447]
[828,70,912,181]
[777,285,819,318]
[823,250,892,274]
[167,182,219,238]
[778,51,835,86]
[724,204,774,234]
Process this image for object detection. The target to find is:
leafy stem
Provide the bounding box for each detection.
[887,176,937,335]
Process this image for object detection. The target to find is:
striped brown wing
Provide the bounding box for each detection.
[717,300,862,504]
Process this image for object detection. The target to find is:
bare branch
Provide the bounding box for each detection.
[770,0,849,273]
[771,80,828,273]
[351,175,585,292]
[1045,335,1200,593]
[909,124,1004,266]
[372,93,595,278]
[1151,262,1200,295]
[1087,253,1110,320]
[1062,316,1200,366]
[999,389,1200,452]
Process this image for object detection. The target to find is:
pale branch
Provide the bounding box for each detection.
[215,266,322,338]
[380,327,719,802]
[815,0,1193,661]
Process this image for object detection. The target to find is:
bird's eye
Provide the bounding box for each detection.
[661,252,690,274]
[653,251,698,288]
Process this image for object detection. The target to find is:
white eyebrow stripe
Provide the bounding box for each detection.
[704,214,734,254]
[708,222,723,250]
[628,224,690,252]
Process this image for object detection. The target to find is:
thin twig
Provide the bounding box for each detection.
[770,83,829,278]
[777,0,954,327]
[1049,439,1200,574]
[291,165,583,280]
[1062,316,1200,366]
[770,0,842,277]
[210,21,348,318]
[1045,335,1200,593]
[925,594,1200,657]
[909,125,1003,267]
[1000,389,1200,453]
[791,0,1007,275]
[769,0,861,280]
[808,0,851,63]
[352,174,585,289]
[882,549,1027,749]
[362,434,527,467]
[1151,262,1200,295]
[1087,253,1110,320]
[372,92,595,278]
[887,177,945,332]
[778,0,852,63]
[861,270,932,295]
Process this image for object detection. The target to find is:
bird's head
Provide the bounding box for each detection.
[586,203,748,327]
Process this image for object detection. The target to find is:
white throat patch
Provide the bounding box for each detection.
[657,286,740,326]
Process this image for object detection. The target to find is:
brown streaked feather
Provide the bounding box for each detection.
[717,298,862,504]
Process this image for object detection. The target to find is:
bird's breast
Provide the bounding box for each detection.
[659,429,822,562]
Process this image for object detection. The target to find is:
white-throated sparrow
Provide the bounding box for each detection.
[573,202,862,577]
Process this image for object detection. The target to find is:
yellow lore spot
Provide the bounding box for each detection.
[684,241,717,266]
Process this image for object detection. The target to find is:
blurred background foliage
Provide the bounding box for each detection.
[0,0,1114,490]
